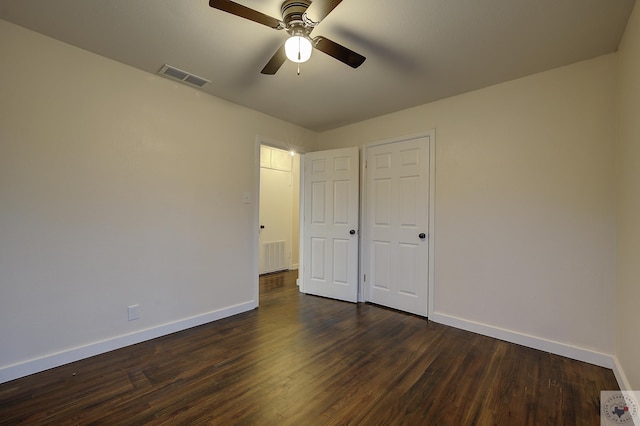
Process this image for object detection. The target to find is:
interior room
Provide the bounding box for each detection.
[1,0,639,423]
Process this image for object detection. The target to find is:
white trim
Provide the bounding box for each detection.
[0,301,257,384]
[429,312,614,369]
[358,146,367,302]
[427,130,436,317]
[298,152,306,294]
[612,356,634,391]
[255,135,307,156]
[254,136,262,303]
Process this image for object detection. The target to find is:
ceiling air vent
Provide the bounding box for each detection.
[158,64,210,88]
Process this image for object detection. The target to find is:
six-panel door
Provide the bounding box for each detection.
[302,147,359,303]
[366,136,430,316]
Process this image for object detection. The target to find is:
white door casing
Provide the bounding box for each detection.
[364,135,432,316]
[301,147,359,303]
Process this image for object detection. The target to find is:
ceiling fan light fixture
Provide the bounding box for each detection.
[285,35,312,63]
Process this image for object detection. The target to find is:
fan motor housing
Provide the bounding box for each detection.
[281,0,311,27]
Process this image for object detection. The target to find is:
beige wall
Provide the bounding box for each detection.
[617,3,640,390]
[319,54,618,357]
[0,20,316,378]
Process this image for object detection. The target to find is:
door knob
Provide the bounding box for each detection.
[419,233,426,240]
[349,229,357,235]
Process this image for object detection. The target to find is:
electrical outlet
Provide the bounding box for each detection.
[128,304,139,321]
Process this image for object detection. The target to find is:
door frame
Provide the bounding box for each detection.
[254,135,306,303]
[361,131,436,315]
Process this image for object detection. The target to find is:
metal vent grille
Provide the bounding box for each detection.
[184,74,209,87]
[263,241,287,273]
[158,64,210,88]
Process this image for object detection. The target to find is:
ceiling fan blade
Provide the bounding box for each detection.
[304,0,343,24]
[209,0,283,29]
[261,44,287,75]
[313,36,366,68]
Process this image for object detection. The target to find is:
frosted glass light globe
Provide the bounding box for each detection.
[285,35,312,63]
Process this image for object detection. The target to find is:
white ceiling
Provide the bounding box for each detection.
[0,0,635,131]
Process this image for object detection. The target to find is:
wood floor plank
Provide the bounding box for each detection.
[0,270,619,425]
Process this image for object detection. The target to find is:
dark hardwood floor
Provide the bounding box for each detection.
[0,270,619,425]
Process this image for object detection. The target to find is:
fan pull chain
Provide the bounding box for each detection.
[297,37,302,75]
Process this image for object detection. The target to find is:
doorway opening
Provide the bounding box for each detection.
[258,144,300,276]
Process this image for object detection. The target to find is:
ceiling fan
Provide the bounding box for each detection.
[209,0,366,74]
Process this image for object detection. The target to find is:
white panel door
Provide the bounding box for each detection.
[366,136,430,316]
[302,147,359,302]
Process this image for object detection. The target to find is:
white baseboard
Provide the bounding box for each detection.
[0,300,257,384]
[429,312,614,369]
[611,356,634,391]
